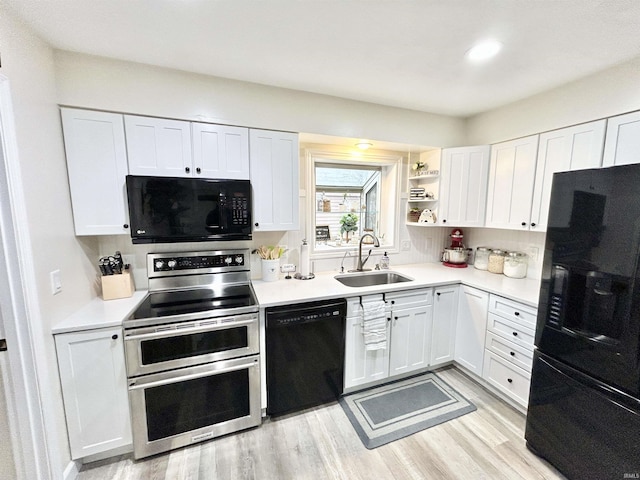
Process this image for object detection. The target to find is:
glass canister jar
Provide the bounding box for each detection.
[503,251,528,278]
[488,249,507,274]
[474,247,492,270]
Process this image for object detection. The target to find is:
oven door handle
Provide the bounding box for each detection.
[124,318,257,341]
[128,359,258,390]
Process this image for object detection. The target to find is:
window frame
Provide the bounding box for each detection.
[305,148,403,259]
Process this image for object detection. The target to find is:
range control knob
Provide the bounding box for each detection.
[235,256,244,264]
[167,259,177,269]
[155,260,165,270]
[225,256,233,265]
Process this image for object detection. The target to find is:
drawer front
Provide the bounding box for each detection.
[347,294,388,318]
[485,331,533,372]
[487,313,535,349]
[483,351,531,406]
[489,295,536,329]
[386,288,433,308]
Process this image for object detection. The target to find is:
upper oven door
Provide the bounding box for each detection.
[124,313,259,377]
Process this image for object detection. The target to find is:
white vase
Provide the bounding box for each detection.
[261,259,280,282]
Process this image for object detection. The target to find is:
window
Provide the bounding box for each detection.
[305,149,402,255]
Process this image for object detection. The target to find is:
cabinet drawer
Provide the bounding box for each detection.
[347,294,389,319]
[483,351,531,406]
[487,313,535,349]
[485,331,533,372]
[489,295,536,329]
[386,288,433,308]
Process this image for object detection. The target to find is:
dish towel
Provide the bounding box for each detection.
[362,300,387,351]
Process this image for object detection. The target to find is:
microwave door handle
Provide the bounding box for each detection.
[128,359,258,390]
[124,318,257,341]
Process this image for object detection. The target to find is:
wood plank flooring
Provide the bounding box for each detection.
[77,367,565,480]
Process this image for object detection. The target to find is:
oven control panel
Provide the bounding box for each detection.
[152,253,245,272]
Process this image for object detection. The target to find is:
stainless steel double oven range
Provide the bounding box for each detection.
[124,249,260,459]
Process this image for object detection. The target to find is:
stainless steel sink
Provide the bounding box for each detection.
[334,271,413,287]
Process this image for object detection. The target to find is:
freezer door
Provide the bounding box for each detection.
[525,351,640,480]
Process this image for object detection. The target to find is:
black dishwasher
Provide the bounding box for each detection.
[266,299,346,416]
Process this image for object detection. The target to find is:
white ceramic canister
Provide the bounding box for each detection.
[262,259,280,282]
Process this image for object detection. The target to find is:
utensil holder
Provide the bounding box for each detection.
[262,259,280,282]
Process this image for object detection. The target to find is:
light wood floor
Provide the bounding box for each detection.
[77,367,565,480]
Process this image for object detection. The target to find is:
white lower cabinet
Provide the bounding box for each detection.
[454,286,488,376]
[55,327,132,459]
[430,285,459,367]
[344,288,433,391]
[482,294,537,408]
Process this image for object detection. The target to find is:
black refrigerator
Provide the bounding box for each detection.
[525,164,640,479]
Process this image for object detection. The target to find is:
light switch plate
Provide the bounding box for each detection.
[50,269,62,295]
[401,240,411,251]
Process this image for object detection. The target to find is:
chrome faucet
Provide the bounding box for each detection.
[354,233,380,271]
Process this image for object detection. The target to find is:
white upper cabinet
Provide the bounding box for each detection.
[125,115,192,177]
[485,135,539,230]
[249,129,299,231]
[61,108,130,235]
[439,146,490,227]
[602,111,640,167]
[192,123,250,179]
[530,120,606,232]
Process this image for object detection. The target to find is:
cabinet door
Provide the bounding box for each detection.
[430,285,459,366]
[55,328,132,459]
[485,135,539,230]
[125,115,192,177]
[439,146,490,227]
[192,123,250,179]
[454,286,488,376]
[530,120,605,232]
[61,108,130,235]
[602,111,640,167]
[249,129,299,231]
[344,297,390,389]
[389,304,433,376]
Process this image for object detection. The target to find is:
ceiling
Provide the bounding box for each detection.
[5,0,640,117]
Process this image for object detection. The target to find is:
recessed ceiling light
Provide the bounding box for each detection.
[466,40,502,62]
[355,141,373,150]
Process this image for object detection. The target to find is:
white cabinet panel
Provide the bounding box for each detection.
[125,115,192,177]
[61,108,130,235]
[249,129,299,231]
[430,285,459,366]
[603,111,640,167]
[192,123,249,179]
[454,286,488,376]
[389,304,433,376]
[55,328,132,459]
[530,120,605,231]
[485,135,539,230]
[439,146,490,227]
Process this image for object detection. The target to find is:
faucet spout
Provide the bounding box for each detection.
[356,233,380,271]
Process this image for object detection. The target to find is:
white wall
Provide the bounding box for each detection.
[466,55,640,145]
[0,5,99,477]
[54,51,466,148]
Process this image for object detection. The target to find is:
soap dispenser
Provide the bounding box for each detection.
[380,252,390,269]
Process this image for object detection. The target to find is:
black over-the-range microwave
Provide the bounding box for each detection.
[125,175,252,244]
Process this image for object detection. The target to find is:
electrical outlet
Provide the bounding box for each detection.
[122,254,134,267]
[401,240,411,251]
[526,246,539,262]
[50,269,62,295]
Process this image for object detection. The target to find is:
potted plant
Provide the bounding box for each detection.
[339,212,358,243]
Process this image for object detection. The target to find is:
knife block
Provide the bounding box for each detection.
[101,271,135,300]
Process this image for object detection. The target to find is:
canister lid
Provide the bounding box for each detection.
[489,249,507,256]
[506,251,527,258]
[476,246,492,252]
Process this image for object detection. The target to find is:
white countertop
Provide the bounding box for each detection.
[52,263,541,334]
[52,290,148,334]
[252,263,541,308]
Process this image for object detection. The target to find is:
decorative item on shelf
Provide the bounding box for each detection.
[410,187,426,200]
[339,212,359,243]
[408,208,421,222]
[315,225,330,243]
[425,191,435,199]
[412,161,426,174]
[323,197,331,212]
[426,169,439,176]
[418,209,437,224]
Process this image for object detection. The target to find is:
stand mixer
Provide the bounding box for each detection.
[442,228,468,268]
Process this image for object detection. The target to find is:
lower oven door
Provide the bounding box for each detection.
[128,354,261,459]
[124,313,259,377]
